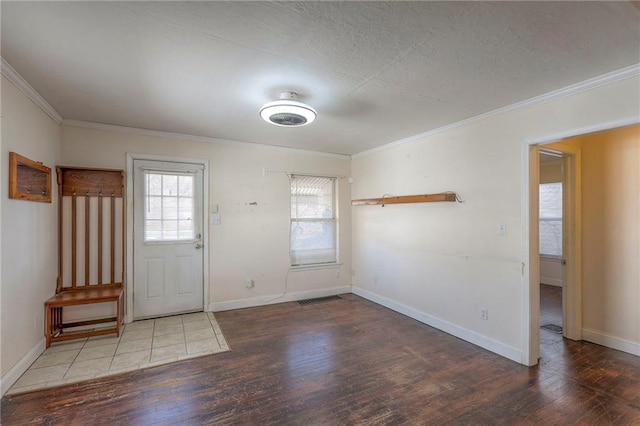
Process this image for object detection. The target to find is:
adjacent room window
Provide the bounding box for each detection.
[539,182,562,257]
[290,175,337,266]
[143,172,195,241]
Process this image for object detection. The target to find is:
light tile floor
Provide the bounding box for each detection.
[7,312,229,395]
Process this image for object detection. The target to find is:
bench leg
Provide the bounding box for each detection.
[45,305,52,348]
[45,306,63,348]
[116,292,123,337]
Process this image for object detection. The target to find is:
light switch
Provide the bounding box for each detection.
[498,223,506,236]
[211,213,221,225]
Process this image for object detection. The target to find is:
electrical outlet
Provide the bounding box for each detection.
[336,270,340,278]
[481,309,489,320]
[244,278,254,289]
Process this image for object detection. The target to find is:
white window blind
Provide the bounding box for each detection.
[290,175,337,266]
[539,182,562,257]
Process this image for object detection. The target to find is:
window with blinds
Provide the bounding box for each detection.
[539,182,562,257]
[290,175,337,266]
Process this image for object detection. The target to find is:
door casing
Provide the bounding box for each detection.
[126,153,210,323]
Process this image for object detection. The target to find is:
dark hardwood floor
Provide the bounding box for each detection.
[2,294,639,425]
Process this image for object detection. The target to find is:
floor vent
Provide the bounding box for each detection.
[297,295,342,306]
[541,324,563,334]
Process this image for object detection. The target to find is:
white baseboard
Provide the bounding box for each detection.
[352,286,522,364]
[1,338,46,397]
[582,328,640,357]
[208,286,352,312]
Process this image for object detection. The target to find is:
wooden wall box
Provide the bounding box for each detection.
[8,152,52,203]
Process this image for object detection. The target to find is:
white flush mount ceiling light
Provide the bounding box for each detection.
[260,91,316,127]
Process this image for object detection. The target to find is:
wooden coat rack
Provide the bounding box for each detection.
[44,166,126,347]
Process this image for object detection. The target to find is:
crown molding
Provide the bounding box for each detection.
[353,63,640,158]
[1,57,63,124]
[61,119,351,160]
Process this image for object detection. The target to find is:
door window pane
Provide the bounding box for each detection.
[162,175,178,196]
[144,172,195,241]
[147,174,162,195]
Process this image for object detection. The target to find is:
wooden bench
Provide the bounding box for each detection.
[45,285,124,347]
[45,166,126,348]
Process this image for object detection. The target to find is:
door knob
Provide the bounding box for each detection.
[195,243,203,249]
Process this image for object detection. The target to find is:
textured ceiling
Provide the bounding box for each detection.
[2,2,639,155]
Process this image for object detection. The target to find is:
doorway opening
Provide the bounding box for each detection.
[527,138,582,365]
[538,150,566,356]
[524,119,639,366]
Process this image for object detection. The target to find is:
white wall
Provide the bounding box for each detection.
[1,76,61,380]
[351,75,640,362]
[60,125,352,314]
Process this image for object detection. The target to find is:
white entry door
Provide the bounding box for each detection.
[133,160,204,319]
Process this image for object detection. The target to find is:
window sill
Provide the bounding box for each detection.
[290,263,342,272]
